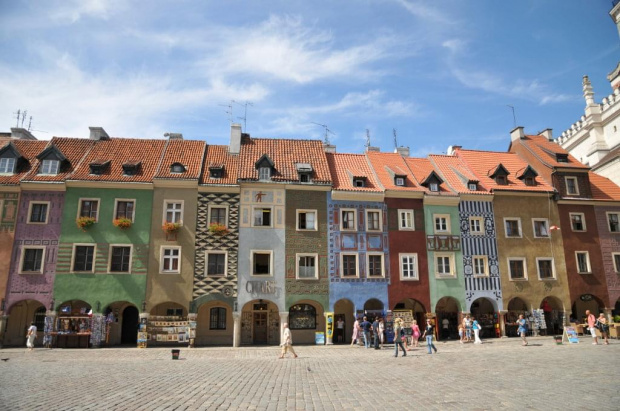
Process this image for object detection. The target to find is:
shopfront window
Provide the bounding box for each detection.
[209,307,226,330]
[289,304,316,330]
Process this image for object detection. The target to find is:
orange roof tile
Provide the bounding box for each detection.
[404,157,455,195]
[200,145,240,185]
[155,139,206,180]
[365,151,425,192]
[22,137,95,182]
[326,153,382,192]
[428,154,488,194]
[0,140,48,186]
[589,172,620,201]
[515,135,589,169]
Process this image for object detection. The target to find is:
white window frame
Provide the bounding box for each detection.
[27,201,50,225]
[504,217,522,238]
[296,209,317,231]
[607,212,620,233]
[569,212,586,232]
[208,205,229,226]
[469,217,484,235]
[399,253,419,281]
[77,198,100,222]
[434,214,450,234]
[340,208,357,231]
[340,253,359,278]
[536,257,556,280]
[205,251,228,277]
[163,200,184,225]
[40,159,59,175]
[113,198,136,222]
[613,253,620,273]
[258,167,271,180]
[70,243,97,273]
[296,253,319,280]
[398,209,414,230]
[0,157,16,174]
[252,206,273,228]
[18,246,46,274]
[366,252,385,278]
[395,177,405,186]
[508,257,528,281]
[532,218,550,238]
[575,251,591,274]
[429,182,439,192]
[365,209,383,232]
[468,183,477,191]
[107,244,133,274]
[565,176,579,195]
[472,255,488,278]
[160,246,181,274]
[435,252,455,278]
[250,250,273,277]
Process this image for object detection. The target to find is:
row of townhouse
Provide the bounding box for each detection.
[0,124,619,348]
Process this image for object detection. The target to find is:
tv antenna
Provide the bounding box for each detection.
[219,101,233,123]
[393,128,398,149]
[311,122,335,145]
[365,129,371,148]
[507,105,517,129]
[233,100,253,131]
[14,109,29,128]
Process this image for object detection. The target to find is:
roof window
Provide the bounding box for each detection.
[122,161,141,176]
[170,163,186,174]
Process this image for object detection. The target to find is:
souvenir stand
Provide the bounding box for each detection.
[476,313,500,338]
[55,307,92,348]
[140,315,197,348]
[385,310,414,343]
[531,309,546,337]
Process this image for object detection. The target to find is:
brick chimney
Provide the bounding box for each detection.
[10,128,37,140]
[366,146,380,152]
[164,132,183,140]
[510,126,525,142]
[395,146,410,157]
[323,143,336,154]
[89,127,109,140]
[229,123,242,155]
[540,129,553,141]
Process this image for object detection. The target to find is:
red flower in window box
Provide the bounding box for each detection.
[113,218,132,229]
[76,216,96,231]
[162,222,180,234]
[208,223,229,236]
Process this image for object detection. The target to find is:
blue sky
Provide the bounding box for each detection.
[1,0,618,156]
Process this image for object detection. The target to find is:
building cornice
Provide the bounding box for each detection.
[153,179,198,189]
[558,199,620,207]
[331,190,385,202]
[459,194,494,202]
[65,181,153,190]
[20,182,66,192]
[283,184,331,192]
[423,195,460,206]
[493,190,552,198]
[0,185,21,193]
[384,190,425,199]
[198,185,240,194]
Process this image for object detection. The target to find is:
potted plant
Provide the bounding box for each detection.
[76,216,96,231]
[113,217,132,230]
[162,222,180,234]
[208,222,229,236]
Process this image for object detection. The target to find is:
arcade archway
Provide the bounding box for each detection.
[334,299,354,344]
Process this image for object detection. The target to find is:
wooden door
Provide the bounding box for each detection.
[253,312,268,344]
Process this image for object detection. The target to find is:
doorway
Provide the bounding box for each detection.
[121,306,139,344]
[253,312,268,344]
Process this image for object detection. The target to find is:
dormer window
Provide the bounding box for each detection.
[89,160,110,176]
[209,166,223,179]
[0,142,24,174]
[122,161,141,176]
[353,177,366,187]
[430,183,439,192]
[395,177,405,186]
[496,175,507,185]
[556,154,568,163]
[41,159,59,175]
[468,182,477,191]
[170,163,186,174]
[421,171,443,192]
[259,167,271,180]
[255,154,275,181]
[524,177,535,186]
[300,173,310,183]
[295,163,313,183]
[488,163,510,186]
[0,157,15,174]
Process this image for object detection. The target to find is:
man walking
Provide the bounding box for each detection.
[586,310,599,345]
[372,316,380,349]
[278,323,297,359]
[360,316,372,349]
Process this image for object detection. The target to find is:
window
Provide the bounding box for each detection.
[565,177,579,195]
[508,258,526,280]
[40,159,59,175]
[556,154,568,163]
[164,200,183,224]
[469,217,484,235]
[210,168,222,179]
[468,183,477,191]
[399,253,418,280]
[299,173,310,183]
[613,253,620,273]
[537,258,555,280]
[429,183,439,192]
[524,177,536,186]
[340,209,356,231]
[340,253,358,278]
[297,210,317,230]
[434,214,450,233]
[72,245,95,272]
[496,175,507,185]
[532,219,549,238]
[398,209,414,230]
[435,253,455,277]
[575,252,591,274]
[253,207,272,227]
[366,210,382,231]
[208,206,227,225]
[114,200,135,221]
[206,252,227,276]
[395,177,405,186]
[209,307,226,330]
[160,247,180,274]
[170,163,185,173]
[473,256,488,277]
[109,246,131,273]
[251,251,272,276]
[296,254,318,279]
[0,158,15,173]
[20,247,45,274]
[504,218,521,238]
[79,199,99,220]
[367,253,384,277]
[608,212,620,233]
[28,202,49,224]
[353,178,365,187]
[289,304,316,330]
[570,213,586,232]
[259,167,271,180]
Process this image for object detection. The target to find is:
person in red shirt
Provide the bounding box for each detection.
[586,310,599,345]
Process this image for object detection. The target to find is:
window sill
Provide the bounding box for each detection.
[296,277,319,281]
[509,278,528,282]
[160,271,181,275]
[577,272,592,275]
[250,274,273,277]
[473,275,489,279]
[26,222,48,225]
[435,274,456,279]
[539,278,557,281]
[400,277,419,281]
[18,271,43,275]
[340,275,359,279]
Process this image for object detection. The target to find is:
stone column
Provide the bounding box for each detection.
[604,308,613,322]
[0,315,8,348]
[44,310,57,348]
[279,312,289,345]
[232,312,241,348]
[498,310,508,337]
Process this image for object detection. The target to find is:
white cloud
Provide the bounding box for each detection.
[48,0,125,23]
[442,39,467,54]
[392,0,452,24]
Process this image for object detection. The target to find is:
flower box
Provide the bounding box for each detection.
[76,216,96,231]
[113,218,132,229]
[162,222,180,234]
[208,223,229,236]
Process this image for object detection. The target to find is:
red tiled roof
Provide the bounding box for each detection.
[23,137,95,182]
[455,149,555,193]
[326,153,382,192]
[0,140,48,185]
[200,145,240,185]
[516,135,589,169]
[155,139,206,180]
[428,154,488,194]
[589,172,620,201]
[404,157,455,195]
[238,137,331,184]
[365,151,424,192]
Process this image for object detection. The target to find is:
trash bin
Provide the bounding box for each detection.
[554,336,563,345]
[171,349,180,359]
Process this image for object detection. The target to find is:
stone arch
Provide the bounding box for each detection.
[196,301,234,346]
[470,297,499,339]
[333,298,354,344]
[4,299,46,347]
[288,299,325,345]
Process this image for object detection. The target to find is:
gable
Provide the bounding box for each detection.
[36,145,67,162]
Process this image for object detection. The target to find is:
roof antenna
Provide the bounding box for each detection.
[311,122,335,145]
[219,101,233,123]
[507,105,517,129]
[28,116,33,131]
[365,129,371,148]
[20,110,27,128]
[233,100,254,132]
[13,109,21,127]
[393,128,398,149]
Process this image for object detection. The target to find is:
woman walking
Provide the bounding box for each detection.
[378,317,385,348]
[411,320,421,348]
[517,314,528,346]
[597,313,610,345]
[393,318,406,357]
[26,322,37,351]
[472,316,483,344]
[422,319,437,354]
[351,317,361,347]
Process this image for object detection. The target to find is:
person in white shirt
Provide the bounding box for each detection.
[26,322,37,351]
[278,323,297,359]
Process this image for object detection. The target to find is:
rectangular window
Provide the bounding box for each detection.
[613,253,620,273]
[469,217,483,235]
[565,177,579,195]
[72,245,95,272]
[398,209,414,230]
[41,159,59,175]
[109,246,131,273]
[253,207,272,227]
[252,251,272,276]
[608,212,620,233]
[504,218,521,238]
[209,206,227,225]
[434,214,450,233]
[395,177,405,186]
[28,202,49,224]
[435,253,454,277]
[429,183,439,192]
[206,252,227,276]
[164,201,183,224]
[20,247,45,273]
[473,256,488,277]
[399,253,418,280]
[533,219,549,238]
[259,167,271,180]
[297,210,317,230]
[576,252,591,274]
[296,254,318,279]
[79,199,99,220]
[160,247,180,274]
[366,210,382,231]
[0,157,15,173]
[508,258,526,280]
[114,200,135,221]
[341,209,356,231]
[537,258,555,280]
[570,213,586,232]
[209,307,227,330]
[367,253,384,277]
[341,254,358,277]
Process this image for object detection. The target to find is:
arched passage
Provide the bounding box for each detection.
[56,300,92,348]
[196,301,233,346]
[571,294,605,323]
[333,299,354,344]
[540,296,564,335]
[4,300,46,347]
[393,298,426,333]
[240,299,279,345]
[470,297,499,339]
[435,297,460,341]
[505,297,530,338]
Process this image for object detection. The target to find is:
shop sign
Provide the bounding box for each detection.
[580,294,593,302]
[246,280,278,296]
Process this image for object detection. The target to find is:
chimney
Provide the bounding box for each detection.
[89,127,109,140]
[10,128,37,140]
[366,146,380,152]
[510,126,525,142]
[229,123,242,155]
[395,146,410,157]
[164,132,183,140]
[446,145,461,156]
[323,143,336,154]
[540,128,553,141]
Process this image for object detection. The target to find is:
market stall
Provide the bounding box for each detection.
[139,315,196,348]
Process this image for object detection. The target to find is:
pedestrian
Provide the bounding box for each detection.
[442,317,450,340]
[464,315,472,342]
[517,314,528,346]
[278,323,297,359]
[351,317,361,346]
[458,324,464,344]
[372,316,381,349]
[360,316,373,349]
[393,318,406,357]
[411,319,421,348]
[596,313,610,345]
[336,316,345,343]
[586,310,599,345]
[378,317,385,348]
[26,322,37,351]
[422,319,437,354]
[472,316,482,344]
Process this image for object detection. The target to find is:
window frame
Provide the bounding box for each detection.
[532,218,550,238]
[398,209,414,230]
[508,257,527,281]
[77,198,100,221]
[209,307,227,330]
[340,208,357,231]
[250,250,273,277]
[18,246,46,274]
[565,176,579,195]
[205,251,228,277]
[163,200,184,225]
[27,201,50,225]
[107,244,133,274]
[607,212,620,233]
[252,206,273,228]
[468,183,477,191]
[504,217,522,238]
[0,157,16,174]
[399,253,419,281]
[70,243,96,273]
[296,209,317,231]
[569,212,586,232]
[613,253,620,273]
[433,214,451,234]
[113,198,136,222]
[258,167,271,180]
[536,257,556,280]
[159,246,181,274]
[395,177,405,186]
[435,252,455,278]
[575,251,591,274]
[289,304,317,330]
[208,205,228,226]
[469,216,484,235]
[340,253,359,278]
[365,209,383,232]
[472,255,489,278]
[296,253,319,280]
[40,159,60,175]
[366,252,385,278]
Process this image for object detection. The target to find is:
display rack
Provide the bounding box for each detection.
[139,316,196,348]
